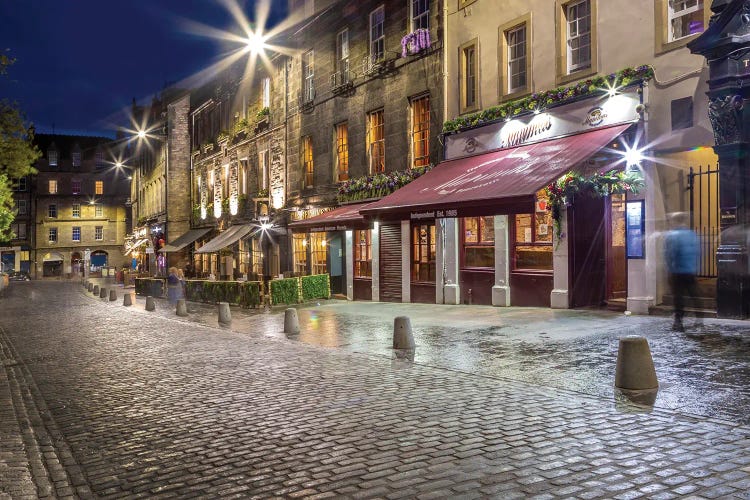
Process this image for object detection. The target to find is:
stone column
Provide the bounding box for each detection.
[401,220,411,303]
[440,218,460,304]
[371,222,380,301]
[345,230,354,301]
[492,215,511,306]
[550,210,570,309]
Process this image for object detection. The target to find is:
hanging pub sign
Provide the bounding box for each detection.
[626,200,645,259]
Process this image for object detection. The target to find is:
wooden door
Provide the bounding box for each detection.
[570,195,606,308]
[606,194,627,300]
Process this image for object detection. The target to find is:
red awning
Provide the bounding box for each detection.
[288,202,372,231]
[360,123,633,220]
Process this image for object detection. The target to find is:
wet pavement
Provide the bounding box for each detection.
[1,280,750,498]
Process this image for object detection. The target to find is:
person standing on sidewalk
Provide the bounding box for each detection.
[664,212,701,332]
[167,267,181,305]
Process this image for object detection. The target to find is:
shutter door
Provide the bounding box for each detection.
[379,223,402,302]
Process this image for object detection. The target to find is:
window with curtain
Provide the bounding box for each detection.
[310,232,327,275]
[367,109,385,173]
[335,122,349,182]
[410,96,430,168]
[302,136,314,188]
[95,180,104,195]
[412,222,436,282]
[462,216,495,268]
[354,229,372,278]
[370,6,385,62]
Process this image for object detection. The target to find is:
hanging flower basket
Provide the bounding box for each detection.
[401,29,432,57]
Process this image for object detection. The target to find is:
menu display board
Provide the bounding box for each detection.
[626,200,645,259]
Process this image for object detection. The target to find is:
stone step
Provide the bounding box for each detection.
[648,304,717,318]
[661,294,717,310]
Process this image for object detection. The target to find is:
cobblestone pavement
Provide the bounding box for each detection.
[1,281,750,499]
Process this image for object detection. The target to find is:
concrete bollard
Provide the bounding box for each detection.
[145,296,156,311]
[109,289,117,301]
[218,302,232,325]
[615,336,659,390]
[93,285,99,296]
[284,308,300,334]
[123,292,133,307]
[100,287,107,299]
[176,299,188,317]
[393,316,416,349]
[87,282,93,292]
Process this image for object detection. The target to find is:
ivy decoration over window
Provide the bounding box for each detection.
[544,170,645,245]
[337,165,433,203]
[401,29,431,57]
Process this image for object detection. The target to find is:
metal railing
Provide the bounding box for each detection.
[688,164,720,278]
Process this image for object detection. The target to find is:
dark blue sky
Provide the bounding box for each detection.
[0,0,287,137]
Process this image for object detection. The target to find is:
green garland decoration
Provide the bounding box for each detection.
[337,165,433,203]
[544,170,645,245]
[443,65,654,134]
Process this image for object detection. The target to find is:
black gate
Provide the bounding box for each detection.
[688,164,720,278]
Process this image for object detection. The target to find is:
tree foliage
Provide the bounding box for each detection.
[0,52,40,241]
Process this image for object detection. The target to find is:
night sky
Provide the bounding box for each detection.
[0,0,287,138]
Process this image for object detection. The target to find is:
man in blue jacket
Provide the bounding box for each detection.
[664,212,701,332]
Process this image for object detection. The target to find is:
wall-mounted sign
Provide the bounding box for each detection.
[410,208,458,220]
[720,207,737,228]
[626,200,645,259]
[290,206,333,221]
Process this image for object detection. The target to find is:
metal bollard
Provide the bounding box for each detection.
[123,292,133,307]
[393,316,415,349]
[284,308,300,334]
[87,282,93,292]
[615,336,659,390]
[145,296,156,311]
[176,299,188,317]
[92,284,99,295]
[100,287,107,299]
[217,302,232,325]
[109,289,117,301]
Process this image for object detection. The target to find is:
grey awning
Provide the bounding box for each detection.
[195,225,255,254]
[159,227,213,253]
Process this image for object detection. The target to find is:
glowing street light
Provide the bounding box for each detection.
[245,31,268,56]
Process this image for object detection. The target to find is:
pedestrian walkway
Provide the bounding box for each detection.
[1,281,749,498]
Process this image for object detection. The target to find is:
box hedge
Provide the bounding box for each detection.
[269,277,300,305]
[301,274,331,301]
[185,280,262,308]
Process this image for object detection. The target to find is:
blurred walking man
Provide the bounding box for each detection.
[664,212,701,332]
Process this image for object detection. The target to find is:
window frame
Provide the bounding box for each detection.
[302,50,315,103]
[302,136,314,188]
[95,226,103,241]
[72,226,81,242]
[354,229,372,278]
[411,222,437,283]
[499,14,533,101]
[48,149,58,167]
[12,177,27,191]
[261,77,271,108]
[367,109,385,174]
[411,0,430,32]
[459,39,480,114]
[48,227,58,243]
[410,95,431,169]
[48,204,57,218]
[95,204,103,217]
[259,149,270,191]
[71,178,82,194]
[72,203,81,218]
[95,180,104,195]
[370,5,386,63]
[49,179,58,194]
[336,29,350,75]
[655,0,708,53]
[461,216,496,270]
[293,233,308,275]
[15,199,27,215]
[335,122,349,182]
[555,0,598,85]
[71,150,81,167]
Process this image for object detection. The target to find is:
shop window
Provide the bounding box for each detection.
[48,204,57,218]
[499,15,532,100]
[49,179,58,194]
[555,0,597,84]
[310,232,327,275]
[412,222,436,282]
[411,0,429,31]
[72,203,80,218]
[335,122,349,182]
[410,96,430,168]
[462,216,495,268]
[370,6,385,62]
[459,39,479,114]
[302,136,314,188]
[367,109,385,173]
[293,233,308,275]
[49,227,58,243]
[72,227,81,242]
[354,229,372,278]
[95,180,104,195]
[513,192,553,270]
[251,237,264,277]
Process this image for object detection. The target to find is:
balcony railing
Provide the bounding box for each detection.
[300,84,315,110]
[361,55,387,77]
[330,70,354,94]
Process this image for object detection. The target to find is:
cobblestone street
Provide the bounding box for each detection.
[2,281,750,499]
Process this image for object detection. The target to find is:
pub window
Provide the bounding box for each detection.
[310,232,327,275]
[459,39,479,114]
[49,179,58,194]
[410,95,430,168]
[513,191,553,270]
[411,0,429,31]
[367,109,385,173]
[462,216,495,268]
[370,6,385,62]
[335,122,349,182]
[49,227,58,243]
[48,204,57,218]
[293,233,308,274]
[354,229,372,278]
[412,222,436,282]
[302,136,314,188]
[95,180,104,195]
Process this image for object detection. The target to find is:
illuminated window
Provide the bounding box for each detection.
[252,237,264,276]
[49,180,58,194]
[310,232,327,275]
[513,191,553,270]
[412,222,436,282]
[293,233,308,274]
[302,50,315,103]
[354,229,372,278]
[459,40,479,113]
[261,77,271,108]
[48,204,57,218]
[302,136,314,188]
[566,0,591,73]
[336,29,349,76]
[669,0,704,41]
[367,109,385,174]
[72,204,80,218]
[49,227,58,243]
[370,6,385,62]
[411,0,429,31]
[95,204,103,217]
[259,150,270,191]
[462,217,495,268]
[72,227,81,242]
[95,226,103,241]
[335,122,349,182]
[95,181,104,195]
[71,179,82,194]
[410,96,430,168]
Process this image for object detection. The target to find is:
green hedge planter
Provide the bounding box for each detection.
[301,274,331,301]
[270,278,300,305]
[185,280,262,308]
[135,278,166,297]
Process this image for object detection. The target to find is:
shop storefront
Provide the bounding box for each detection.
[361,88,643,308]
[195,224,255,280]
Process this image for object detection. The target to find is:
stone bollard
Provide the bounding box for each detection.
[615,336,659,390]
[284,308,300,334]
[176,299,188,317]
[109,289,117,301]
[123,292,133,307]
[218,302,232,325]
[100,287,107,299]
[393,316,415,349]
[87,282,93,293]
[93,285,99,296]
[145,296,156,311]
